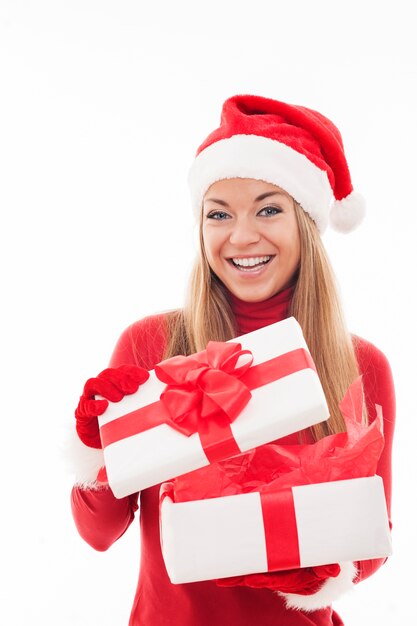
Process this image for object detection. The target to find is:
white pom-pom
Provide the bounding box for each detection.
[329,191,366,233]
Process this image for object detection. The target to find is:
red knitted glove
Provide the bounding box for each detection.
[216,563,341,595]
[75,364,150,449]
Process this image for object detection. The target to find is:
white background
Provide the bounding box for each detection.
[1,1,416,624]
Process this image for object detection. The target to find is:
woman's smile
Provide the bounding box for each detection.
[229,255,274,272]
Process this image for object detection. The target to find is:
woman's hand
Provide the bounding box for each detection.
[75,365,150,448]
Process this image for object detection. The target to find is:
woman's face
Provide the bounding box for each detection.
[202,178,301,303]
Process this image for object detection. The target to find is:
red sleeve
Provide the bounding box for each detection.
[71,314,168,551]
[353,337,396,582]
[70,487,139,551]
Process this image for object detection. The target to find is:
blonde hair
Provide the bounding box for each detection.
[164,201,364,440]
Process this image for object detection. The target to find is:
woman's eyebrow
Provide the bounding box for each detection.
[255,191,287,201]
[204,191,286,207]
[204,197,230,207]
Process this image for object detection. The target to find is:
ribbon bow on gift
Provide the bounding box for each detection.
[154,341,254,437]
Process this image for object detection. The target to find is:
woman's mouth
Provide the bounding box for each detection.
[228,255,274,272]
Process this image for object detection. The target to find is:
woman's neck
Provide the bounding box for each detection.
[227,284,295,335]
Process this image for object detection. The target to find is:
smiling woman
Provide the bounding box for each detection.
[70,94,395,626]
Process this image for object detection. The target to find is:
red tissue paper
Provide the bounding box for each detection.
[171,376,384,504]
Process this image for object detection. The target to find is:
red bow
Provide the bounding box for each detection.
[154,341,254,436]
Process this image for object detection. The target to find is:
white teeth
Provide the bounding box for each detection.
[232,255,271,267]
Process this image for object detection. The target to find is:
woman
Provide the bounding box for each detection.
[71,95,395,625]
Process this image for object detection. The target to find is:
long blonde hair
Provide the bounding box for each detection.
[164,200,364,440]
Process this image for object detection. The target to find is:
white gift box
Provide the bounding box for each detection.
[160,475,392,584]
[98,317,329,498]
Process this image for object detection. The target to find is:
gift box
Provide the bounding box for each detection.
[98,317,329,498]
[159,379,392,584]
[160,475,392,584]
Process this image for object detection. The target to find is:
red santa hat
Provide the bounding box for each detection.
[188,94,365,233]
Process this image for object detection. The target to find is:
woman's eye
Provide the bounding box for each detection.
[206,210,230,220]
[258,205,282,217]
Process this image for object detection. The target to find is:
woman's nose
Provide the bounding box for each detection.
[228,219,261,246]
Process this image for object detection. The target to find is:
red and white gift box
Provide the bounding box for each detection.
[98,317,329,498]
[160,475,392,584]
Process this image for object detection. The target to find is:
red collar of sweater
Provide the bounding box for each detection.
[227,284,295,335]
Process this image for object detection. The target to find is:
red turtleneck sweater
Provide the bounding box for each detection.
[71,288,395,626]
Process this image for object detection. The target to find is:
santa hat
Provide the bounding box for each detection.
[187,95,365,233]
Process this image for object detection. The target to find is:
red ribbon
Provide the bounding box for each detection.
[260,489,300,570]
[100,344,316,464]
[155,341,254,436]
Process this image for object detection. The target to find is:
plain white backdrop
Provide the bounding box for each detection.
[1,1,416,624]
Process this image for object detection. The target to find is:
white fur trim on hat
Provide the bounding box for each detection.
[188,134,333,233]
[329,191,366,233]
[278,561,357,612]
[62,427,105,490]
